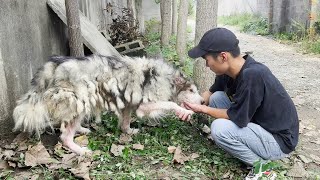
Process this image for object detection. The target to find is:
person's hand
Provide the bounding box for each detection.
[183,101,206,113]
[175,106,194,121]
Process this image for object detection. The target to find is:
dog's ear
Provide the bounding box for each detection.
[174,71,186,86]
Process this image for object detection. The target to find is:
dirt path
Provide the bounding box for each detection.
[227,26,320,176]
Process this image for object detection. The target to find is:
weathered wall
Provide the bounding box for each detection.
[218,0,259,16]
[78,0,140,33]
[142,0,160,21]
[0,0,68,136]
[78,0,161,33]
[219,0,314,33]
[256,0,269,18]
[79,0,126,32]
[79,0,106,31]
[257,0,311,33]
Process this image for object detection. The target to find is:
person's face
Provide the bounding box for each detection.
[203,52,229,75]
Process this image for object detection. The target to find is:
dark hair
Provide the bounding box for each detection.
[203,46,241,59]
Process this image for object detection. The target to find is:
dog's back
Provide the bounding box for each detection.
[13,55,177,136]
[12,54,203,154]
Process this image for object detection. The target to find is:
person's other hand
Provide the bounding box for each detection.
[183,101,206,113]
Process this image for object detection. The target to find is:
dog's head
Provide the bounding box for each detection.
[173,71,204,105]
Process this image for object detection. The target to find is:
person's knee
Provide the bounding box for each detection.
[210,118,230,141]
[209,91,225,108]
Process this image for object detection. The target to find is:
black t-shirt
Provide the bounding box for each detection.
[209,55,299,154]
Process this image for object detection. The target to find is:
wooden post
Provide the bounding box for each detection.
[65,0,84,56]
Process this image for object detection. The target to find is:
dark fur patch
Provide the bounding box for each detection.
[105,56,126,69]
[176,81,192,95]
[142,68,158,87]
[30,67,44,86]
[49,56,88,65]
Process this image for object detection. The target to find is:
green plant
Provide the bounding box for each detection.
[145,18,161,36]
[218,13,254,27]
[87,113,247,179]
[219,13,320,55]
[242,16,269,35]
[144,18,195,77]
[187,25,193,34]
[144,19,162,57]
[314,21,320,35]
[303,39,320,54]
[145,41,161,57]
[188,0,195,17]
[0,170,14,180]
[218,13,269,35]
[274,32,298,41]
[253,160,288,179]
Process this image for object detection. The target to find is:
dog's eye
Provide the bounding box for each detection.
[189,89,194,93]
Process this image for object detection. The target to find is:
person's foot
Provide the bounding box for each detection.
[245,168,277,180]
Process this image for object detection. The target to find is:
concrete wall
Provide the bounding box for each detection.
[78,0,159,36]
[257,0,311,33]
[79,0,159,34]
[256,0,269,18]
[218,0,259,16]
[79,0,106,31]
[218,0,313,33]
[0,0,68,136]
[142,0,160,21]
[78,0,127,32]
[288,0,310,30]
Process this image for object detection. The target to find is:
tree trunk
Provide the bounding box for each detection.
[127,0,135,27]
[279,0,289,33]
[172,0,178,35]
[65,0,84,57]
[160,0,172,46]
[176,0,188,64]
[193,0,218,93]
[135,0,144,35]
[268,0,274,33]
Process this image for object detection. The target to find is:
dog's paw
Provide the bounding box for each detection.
[95,116,102,124]
[77,127,91,135]
[176,107,194,121]
[125,128,139,135]
[136,109,145,118]
[79,147,92,156]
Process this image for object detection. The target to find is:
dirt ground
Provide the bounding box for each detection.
[228,26,320,177]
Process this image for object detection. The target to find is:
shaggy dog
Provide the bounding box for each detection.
[13,55,204,154]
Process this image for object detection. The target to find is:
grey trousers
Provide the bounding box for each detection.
[209,91,288,165]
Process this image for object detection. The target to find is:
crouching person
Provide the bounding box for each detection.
[175,28,299,179]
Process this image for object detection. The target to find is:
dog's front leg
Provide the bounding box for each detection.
[60,121,91,155]
[120,108,139,134]
[136,101,194,119]
[76,125,91,135]
[94,109,102,124]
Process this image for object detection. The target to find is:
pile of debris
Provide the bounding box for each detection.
[106,4,140,46]
[104,3,144,55]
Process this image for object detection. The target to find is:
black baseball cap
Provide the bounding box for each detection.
[188,28,239,58]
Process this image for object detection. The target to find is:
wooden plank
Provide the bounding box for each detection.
[47,0,120,57]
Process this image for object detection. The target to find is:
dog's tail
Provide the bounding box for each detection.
[13,60,59,137]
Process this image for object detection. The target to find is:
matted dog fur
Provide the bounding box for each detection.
[13,55,203,154]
